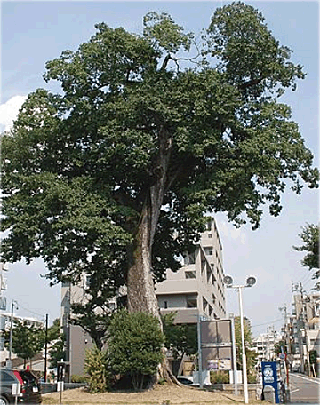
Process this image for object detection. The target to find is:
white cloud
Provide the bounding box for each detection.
[0,95,27,132]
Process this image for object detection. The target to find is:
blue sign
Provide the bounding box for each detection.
[261,361,279,403]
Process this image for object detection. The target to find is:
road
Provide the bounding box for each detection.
[289,372,320,404]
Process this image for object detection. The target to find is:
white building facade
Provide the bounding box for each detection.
[156,218,226,323]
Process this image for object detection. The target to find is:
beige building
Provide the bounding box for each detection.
[61,217,226,378]
[156,218,226,323]
[285,290,320,374]
[251,328,282,362]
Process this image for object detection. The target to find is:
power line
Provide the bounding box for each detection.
[5,296,45,320]
[251,318,283,328]
[16,303,44,319]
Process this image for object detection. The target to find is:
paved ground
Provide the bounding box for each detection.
[289,373,320,404]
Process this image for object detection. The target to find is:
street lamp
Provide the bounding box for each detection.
[9,299,19,365]
[223,275,257,404]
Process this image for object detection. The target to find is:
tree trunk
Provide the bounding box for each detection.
[126,201,160,321]
[127,134,172,323]
[126,134,179,386]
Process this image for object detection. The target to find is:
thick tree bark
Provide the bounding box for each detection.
[127,133,172,322]
[127,202,160,320]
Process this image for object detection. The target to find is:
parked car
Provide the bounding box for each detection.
[0,368,42,404]
[177,376,195,385]
[292,363,300,373]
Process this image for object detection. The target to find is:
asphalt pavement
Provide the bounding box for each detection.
[289,372,320,404]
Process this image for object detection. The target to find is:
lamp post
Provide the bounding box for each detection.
[9,299,19,364]
[223,275,257,404]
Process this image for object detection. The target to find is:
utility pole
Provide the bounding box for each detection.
[300,283,310,377]
[278,304,288,352]
[293,282,310,376]
[9,300,19,366]
[44,314,48,382]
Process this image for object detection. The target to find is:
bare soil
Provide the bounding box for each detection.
[42,384,264,405]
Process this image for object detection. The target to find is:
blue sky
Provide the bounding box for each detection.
[1,0,319,335]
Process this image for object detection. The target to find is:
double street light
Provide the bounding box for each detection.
[223,275,257,404]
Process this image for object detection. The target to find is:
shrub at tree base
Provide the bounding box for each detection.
[210,370,229,384]
[84,345,110,393]
[70,375,89,384]
[107,310,165,391]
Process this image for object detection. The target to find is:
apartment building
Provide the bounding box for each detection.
[156,218,226,323]
[0,313,44,367]
[251,328,282,362]
[284,290,320,374]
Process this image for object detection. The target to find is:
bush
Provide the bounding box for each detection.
[247,373,257,384]
[107,310,165,390]
[70,375,89,384]
[84,345,110,392]
[210,370,229,384]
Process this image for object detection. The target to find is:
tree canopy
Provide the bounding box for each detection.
[234,316,257,380]
[5,320,44,368]
[1,2,318,318]
[293,224,319,279]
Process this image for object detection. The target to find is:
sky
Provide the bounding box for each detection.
[0,0,319,336]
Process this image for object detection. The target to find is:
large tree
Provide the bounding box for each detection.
[1,3,318,321]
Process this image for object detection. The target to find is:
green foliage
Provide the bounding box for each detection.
[234,316,258,380]
[48,334,66,369]
[70,374,89,383]
[107,310,164,390]
[70,271,117,349]
[47,318,61,342]
[5,320,44,366]
[84,345,110,393]
[274,340,287,355]
[1,3,318,317]
[210,370,229,384]
[162,312,197,360]
[309,350,317,364]
[45,318,67,369]
[293,224,319,279]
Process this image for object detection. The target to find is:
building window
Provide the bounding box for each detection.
[164,301,168,309]
[185,271,196,279]
[203,297,208,311]
[204,247,213,256]
[187,297,197,308]
[85,275,92,288]
[208,233,212,238]
[206,220,212,230]
[184,251,196,265]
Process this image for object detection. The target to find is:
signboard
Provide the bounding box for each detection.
[57,382,64,392]
[207,359,232,370]
[219,358,232,370]
[207,360,219,370]
[200,319,233,370]
[261,361,279,403]
[12,383,21,395]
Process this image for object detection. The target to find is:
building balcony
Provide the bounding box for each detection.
[159,307,199,324]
